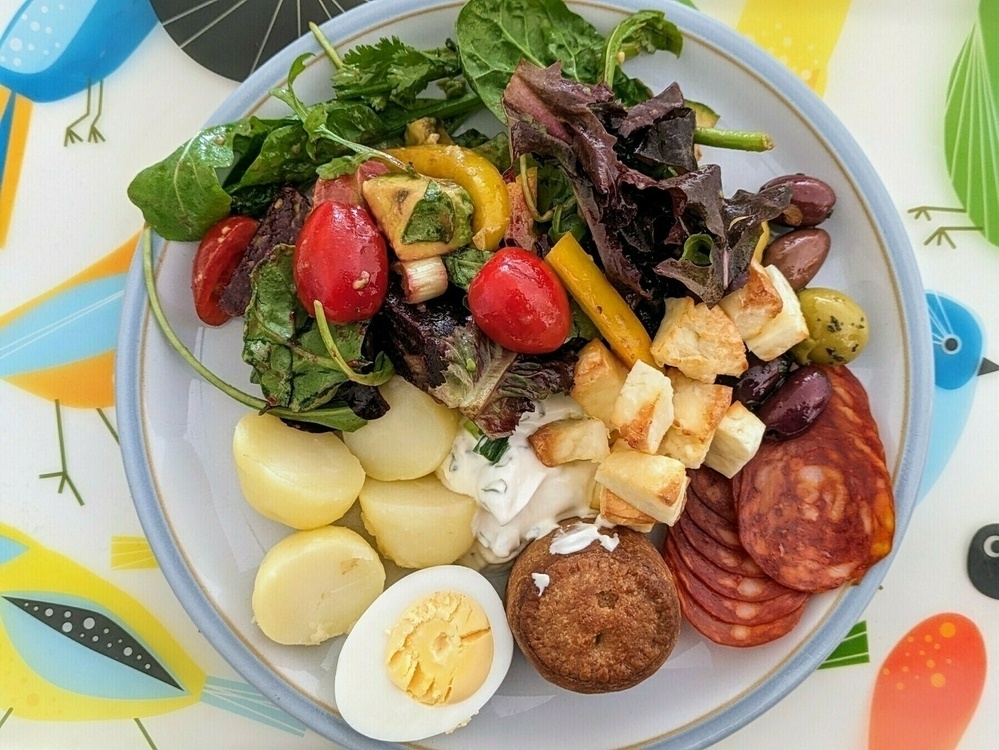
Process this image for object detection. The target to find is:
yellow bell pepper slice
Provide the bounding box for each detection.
[386,144,510,251]
[752,220,770,263]
[545,234,656,369]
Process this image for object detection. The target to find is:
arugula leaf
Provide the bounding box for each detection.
[456,0,606,120]
[603,10,682,105]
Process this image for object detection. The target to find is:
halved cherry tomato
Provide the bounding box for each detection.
[294,200,389,323]
[192,215,259,326]
[467,247,571,354]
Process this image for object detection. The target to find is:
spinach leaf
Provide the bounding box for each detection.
[456,0,605,120]
[127,119,290,241]
[242,244,371,412]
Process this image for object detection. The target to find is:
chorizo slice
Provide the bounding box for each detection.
[664,534,807,626]
[678,512,766,578]
[670,558,806,647]
[736,365,895,593]
[668,524,801,603]
[684,484,742,550]
[688,466,738,523]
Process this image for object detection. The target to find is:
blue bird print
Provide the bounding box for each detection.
[0,0,157,245]
[919,291,998,500]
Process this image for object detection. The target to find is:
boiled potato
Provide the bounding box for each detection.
[233,412,364,529]
[252,525,385,645]
[359,474,476,568]
[342,376,460,480]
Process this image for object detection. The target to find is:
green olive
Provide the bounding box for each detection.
[791,287,869,365]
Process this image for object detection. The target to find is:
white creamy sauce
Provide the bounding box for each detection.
[549,521,619,555]
[531,573,550,596]
[437,396,596,563]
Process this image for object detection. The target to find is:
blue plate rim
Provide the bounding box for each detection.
[117,1,933,748]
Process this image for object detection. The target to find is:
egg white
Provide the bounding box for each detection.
[334,565,513,742]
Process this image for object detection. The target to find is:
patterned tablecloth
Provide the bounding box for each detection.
[0,0,996,747]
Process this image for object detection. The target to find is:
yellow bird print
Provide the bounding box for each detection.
[0,523,304,741]
[736,0,854,96]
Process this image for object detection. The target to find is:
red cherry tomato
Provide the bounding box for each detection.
[192,215,259,326]
[294,200,389,323]
[468,247,572,354]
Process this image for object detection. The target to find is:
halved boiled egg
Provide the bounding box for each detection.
[334,565,513,742]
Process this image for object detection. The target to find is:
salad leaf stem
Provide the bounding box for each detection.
[309,21,345,70]
[313,301,395,386]
[141,229,366,431]
[694,126,774,152]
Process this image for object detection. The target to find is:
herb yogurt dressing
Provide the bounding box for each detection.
[437,396,597,565]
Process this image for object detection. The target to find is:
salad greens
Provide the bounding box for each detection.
[133,0,784,437]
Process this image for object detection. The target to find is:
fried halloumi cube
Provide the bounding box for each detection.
[703,400,766,478]
[593,484,657,533]
[571,339,629,426]
[610,360,674,454]
[528,416,610,467]
[744,265,809,361]
[718,260,784,340]
[650,296,748,383]
[658,370,733,468]
[594,449,688,525]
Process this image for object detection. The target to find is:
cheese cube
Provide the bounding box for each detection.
[703,401,766,478]
[650,296,748,383]
[610,360,674,453]
[594,449,688,525]
[594,484,656,533]
[744,265,809,361]
[528,417,610,467]
[718,260,784,340]
[571,340,629,426]
[659,370,733,468]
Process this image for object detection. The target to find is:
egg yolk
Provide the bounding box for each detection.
[385,590,493,706]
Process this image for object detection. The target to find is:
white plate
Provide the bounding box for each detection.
[117,1,932,748]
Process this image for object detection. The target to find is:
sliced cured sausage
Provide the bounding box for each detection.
[670,559,806,647]
[736,365,895,593]
[684,485,742,550]
[678,512,766,578]
[669,524,802,604]
[664,534,808,625]
[687,466,737,523]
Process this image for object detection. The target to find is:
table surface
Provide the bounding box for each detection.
[1,0,996,748]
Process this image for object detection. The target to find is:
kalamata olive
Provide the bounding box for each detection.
[761,228,831,291]
[761,174,836,227]
[734,354,792,409]
[757,365,832,441]
[791,287,869,365]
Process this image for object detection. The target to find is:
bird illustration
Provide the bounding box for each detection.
[0,523,305,741]
[920,292,997,501]
[0,233,138,504]
[736,0,854,96]
[0,0,157,246]
[910,0,999,249]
